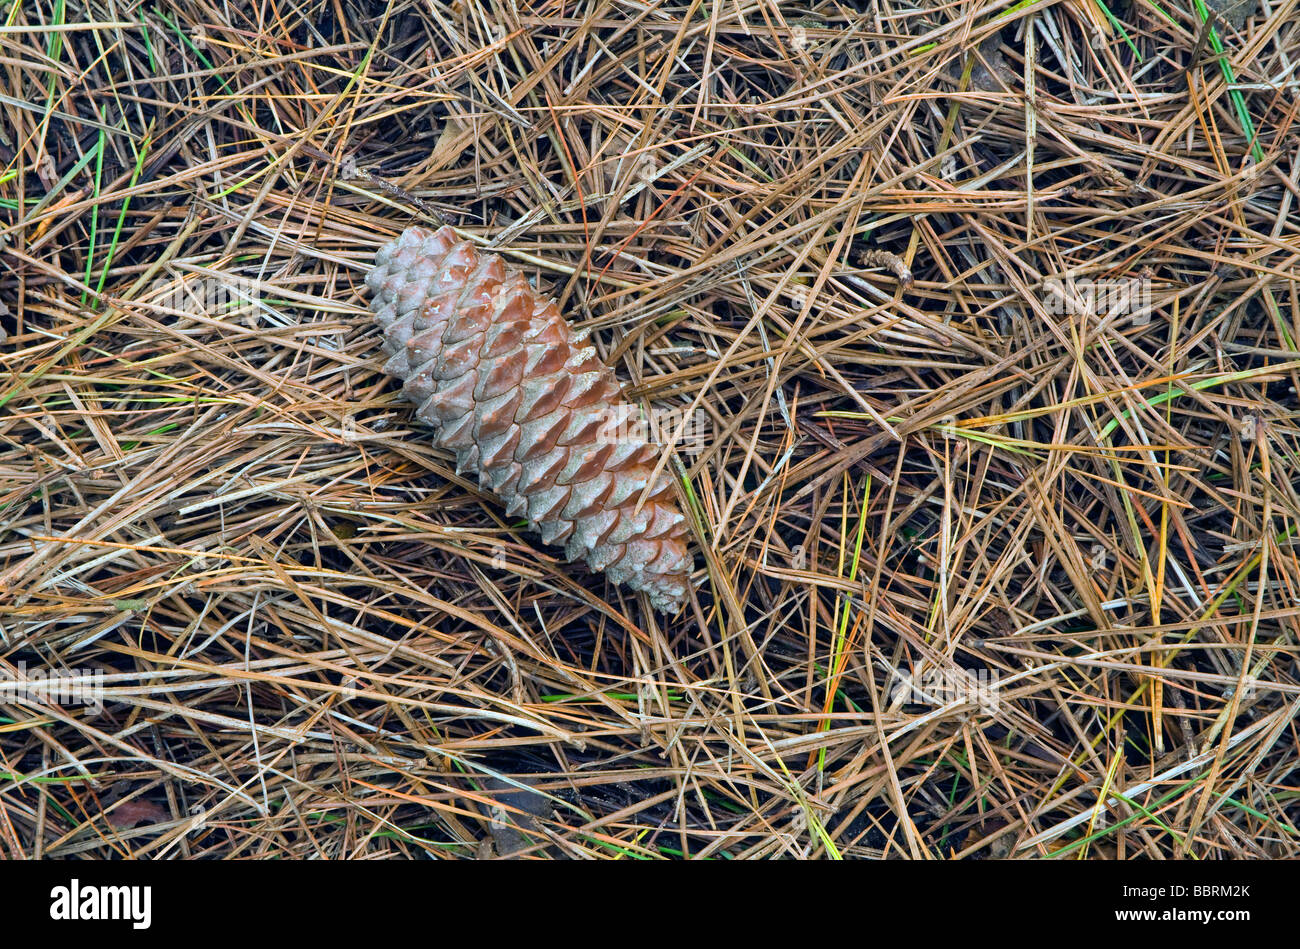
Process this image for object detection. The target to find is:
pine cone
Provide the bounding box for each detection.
[365,225,692,612]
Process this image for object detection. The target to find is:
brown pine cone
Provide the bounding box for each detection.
[365,225,692,612]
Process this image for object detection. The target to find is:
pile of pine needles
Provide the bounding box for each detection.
[1,0,1298,858]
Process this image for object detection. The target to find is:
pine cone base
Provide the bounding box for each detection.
[366,226,692,613]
